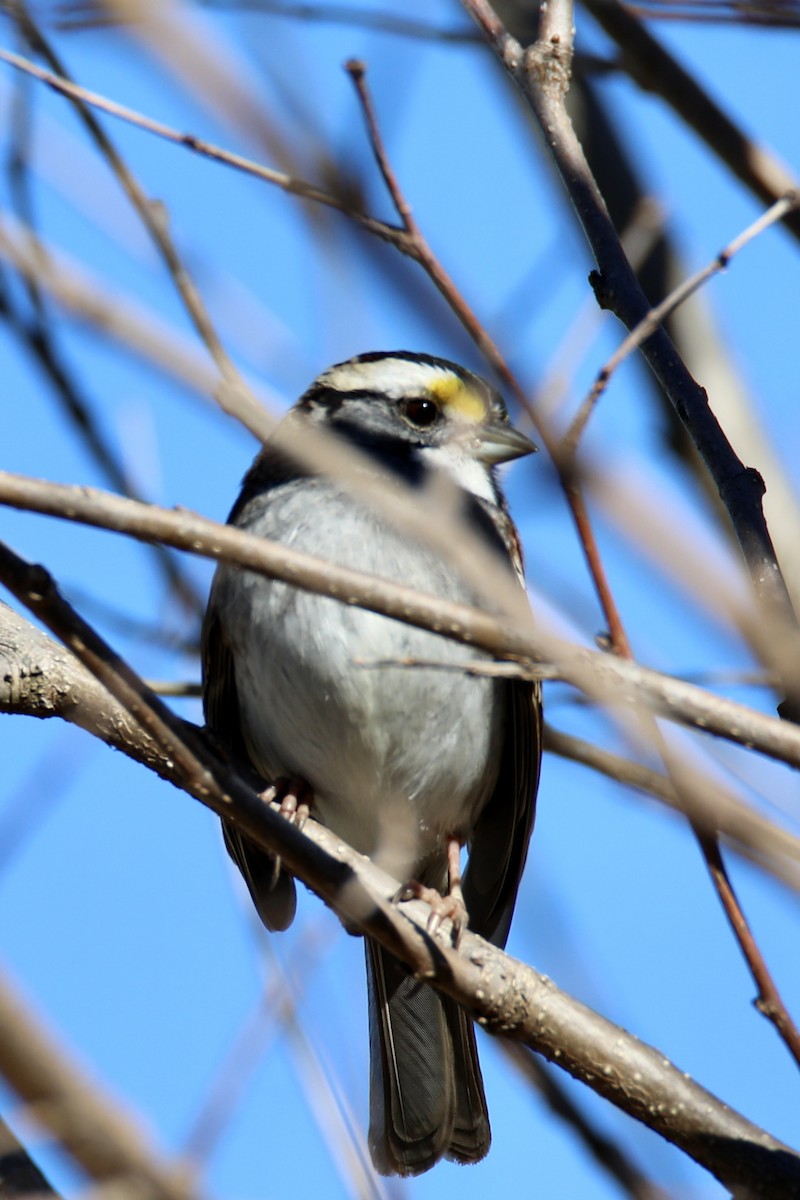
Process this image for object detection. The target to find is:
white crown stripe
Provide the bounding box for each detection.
[318,358,459,400]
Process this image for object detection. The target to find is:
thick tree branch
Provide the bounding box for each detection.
[3,599,798,882]
[0,548,799,1193]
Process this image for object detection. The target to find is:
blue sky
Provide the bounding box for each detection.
[2,3,800,1197]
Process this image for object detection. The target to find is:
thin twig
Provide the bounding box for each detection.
[344,58,527,405]
[694,828,800,1065]
[0,47,408,252]
[564,192,799,453]
[345,57,633,666]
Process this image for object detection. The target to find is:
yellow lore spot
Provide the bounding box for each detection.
[429,375,487,423]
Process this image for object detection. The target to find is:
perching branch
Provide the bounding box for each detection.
[1,547,799,1194]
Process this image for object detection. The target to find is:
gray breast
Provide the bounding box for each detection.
[212,477,505,879]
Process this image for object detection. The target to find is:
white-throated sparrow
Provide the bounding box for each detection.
[202,351,541,1176]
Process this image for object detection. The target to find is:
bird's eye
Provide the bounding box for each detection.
[403,397,439,428]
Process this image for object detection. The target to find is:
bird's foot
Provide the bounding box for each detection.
[270,775,313,831]
[395,837,467,947]
[262,776,313,888]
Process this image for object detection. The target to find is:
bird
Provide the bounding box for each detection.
[202,350,541,1176]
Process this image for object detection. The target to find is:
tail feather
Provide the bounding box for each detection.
[366,939,490,1176]
[446,1004,491,1165]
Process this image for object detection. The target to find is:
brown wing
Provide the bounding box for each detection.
[202,603,297,932]
[462,676,541,949]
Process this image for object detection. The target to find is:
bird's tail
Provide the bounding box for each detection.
[365,938,490,1176]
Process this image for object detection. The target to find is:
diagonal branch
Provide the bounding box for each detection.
[345,56,631,660]
[564,192,799,453]
[0,46,409,254]
[0,972,198,1200]
[461,0,800,716]
[580,0,800,244]
[0,547,799,1192]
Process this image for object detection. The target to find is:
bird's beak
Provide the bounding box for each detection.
[474,420,537,466]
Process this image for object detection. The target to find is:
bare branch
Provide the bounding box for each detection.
[695,830,800,1066]
[5,470,800,770]
[0,47,407,252]
[581,0,800,244]
[0,970,197,1200]
[461,0,800,715]
[1,548,799,1192]
[565,192,799,453]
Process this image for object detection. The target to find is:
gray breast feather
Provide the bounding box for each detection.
[211,478,506,877]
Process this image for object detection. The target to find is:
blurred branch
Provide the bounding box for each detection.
[0,971,197,1200]
[54,1,479,39]
[542,724,800,883]
[1,548,799,1193]
[2,79,205,616]
[0,216,225,398]
[5,473,800,808]
[626,1,800,25]
[0,1114,58,1199]
[581,0,800,243]
[504,1043,671,1200]
[262,940,386,1198]
[7,6,271,444]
